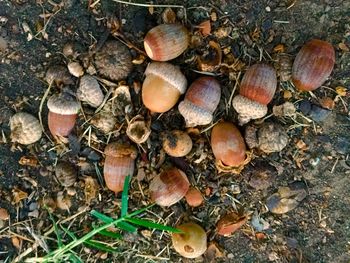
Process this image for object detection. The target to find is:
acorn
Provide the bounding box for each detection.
[211,122,249,173]
[67,61,84,78]
[232,64,277,125]
[94,40,133,81]
[47,93,79,137]
[149,167,190,206]
[292,39,335,91]
[77,75,104,108]
[162,130,192,157]
[144,24,189,61]
[142,62,187,113]
[171,222,207,258]
[10,112,42,145]
[178,76,221,127]
[185,187,203,207]
[103,142,137,194]
[55,161,77,187]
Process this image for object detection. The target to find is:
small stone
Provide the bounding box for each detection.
[308,105,331,122]
[334,136,350,154]
[298,100,311,115]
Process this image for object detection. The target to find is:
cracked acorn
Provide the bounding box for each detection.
[232,63,277,125]
[171,222,207,258]
[162,130,192,157]
[178,76,221,127]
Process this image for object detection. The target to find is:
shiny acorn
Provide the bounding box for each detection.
[171,222,207,258]
[142,62,187,113]
[178,76,221,127]
[149,167,190,206]
[211,122,248,173]
[47,93,79,137]
[232,64,277,125]
[103,142,137,194]
[292,39,335,91]
[144,24,189,61]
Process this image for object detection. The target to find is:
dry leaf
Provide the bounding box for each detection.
[132,54,146,65]
[148,6,154,15]
[210,11,217,22]
[197,41,222,72]
[217,212,247,236]
[204,242,224,262]
[338,42,349,52]
[161,8,176,24]
[296,140,307,150]
[335,86,347,96]
[84,176,99,204]
[0,208,9,220]
[273,44,285,53]
[283,90,293,99]
[19,156,39,167]
[198,20,211,36]
[12,237,21,249]
[12,188,28,204]
[56,192,71,211]
[319,97,335,110]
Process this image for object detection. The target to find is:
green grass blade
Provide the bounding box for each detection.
[84,240,118,253]
[67,252,83,263]
[91,210,114,223]
[98,230,122,240]
[60,225,77,241]
[127,204,155,218]
[48,212,63,248]
[121,175,130,217]
[125,218,182,233]
[116,221,137,232]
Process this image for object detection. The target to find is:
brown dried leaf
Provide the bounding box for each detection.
[197,20,211,36]
[217,212,247,236]
[161,8,176,24]
[338,42,349,52]
[19,156,39,167]
[0,208,9,220]
[12,237,21,249]
[273,44,285,53]
[319,97,335,110]
[204,242,224,262]
[84,176,99,204]
[335,86,347,97]
[56,192,71,211]
[12,188,28,204]
[283,90,293,99]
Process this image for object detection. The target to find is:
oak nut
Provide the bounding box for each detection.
[94,40,133,81]
[47,93,79,137]
[162,130,192,157]
[171,222,207,258]
[185,187,203,207]
[144,24,189,61]
[292,39,335,91]
[103,142,137,194]
[142,62,187,113]
[10,112,42,145]
[77,75,104,108]
[232,64,277,125]
[67,61,84,77]
[211,122,248,172]
[178,76,221,127]
[55,161,77,187]
[149,167,190,206]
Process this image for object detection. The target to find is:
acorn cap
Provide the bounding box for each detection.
[10,112,42,145]
[178,100,213,127]
[232,95,267,125]
[47,93,80,115]
[104,142,137,159]
[145,62,187,94]
[77,75,104,108]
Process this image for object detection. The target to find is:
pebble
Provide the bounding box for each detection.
[308,105,331,122]
[81,147,101,162]
[334,136,350,154]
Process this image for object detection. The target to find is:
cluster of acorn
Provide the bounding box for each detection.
[8,22,335,259]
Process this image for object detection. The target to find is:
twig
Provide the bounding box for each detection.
[38,83,54,144]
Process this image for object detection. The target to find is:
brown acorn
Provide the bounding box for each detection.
[47,93,79,137]
[162,130,192,157]
[144,24,189,61]
[211,122,248,173]
[232,64,277,125]
[103,142,137,194]
[142,62,187,113]
[149,167,190,206]
[292,39,335,91]
[178,76,221,127]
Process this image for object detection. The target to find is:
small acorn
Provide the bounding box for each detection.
[171,222,207,258]
[67,61,84,78]
[178,76,221,127]
[232,64,277,125]
[185,187,204,207]
[10,112,42,145]
[162,130,192,157]
[142,62,187,113]
[149,167,190,206]
[47,93,80,137]
[292,39,335,91]
[77,75,104,108]
[103,142,137,194]
[144,24,189,61]
[211,122,248,173]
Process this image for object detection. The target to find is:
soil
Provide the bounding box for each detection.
[1,0,350,262]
